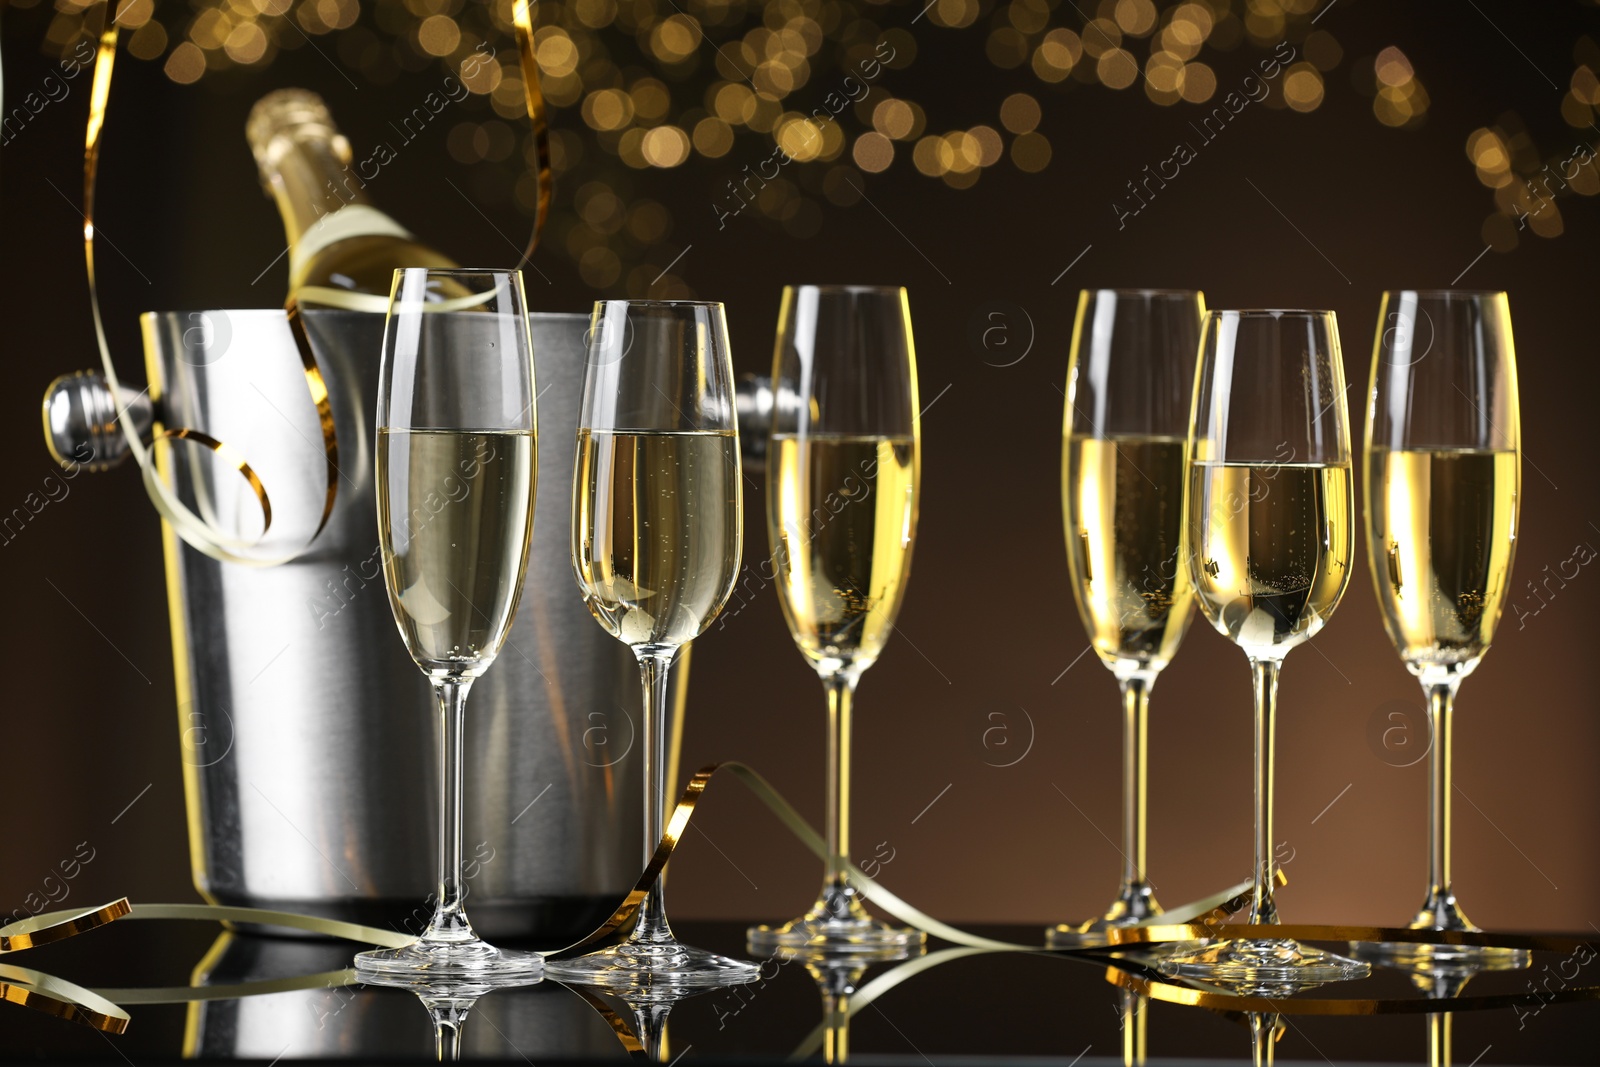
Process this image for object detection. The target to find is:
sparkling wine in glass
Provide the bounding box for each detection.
[1353,290,1529,971]
[1047,289,1203,948]
[546,300,759,990]
[1158,310,1370,989]
[357,268,542,982]
[746,285,925,958]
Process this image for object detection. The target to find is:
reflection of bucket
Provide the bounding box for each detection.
[141,308,672,939]
[184,933,628,1058]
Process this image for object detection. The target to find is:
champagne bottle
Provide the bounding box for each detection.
[246,89,457,295]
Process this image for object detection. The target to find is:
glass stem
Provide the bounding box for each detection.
[631,1002,672,1062]
[1250,1012,1277,1067]
[435,1022,460,1063]
[423,677,474,944]
[1248,658,1281,927]
[425,999,470,1062]
[821,669,860,918]
[1423,679,1462,926]
[1118,674,1153,898]
[1120,989,1146,1067]
[633,648,678,946]
[823,992,849,1064]
[1429,1011,1451,1067]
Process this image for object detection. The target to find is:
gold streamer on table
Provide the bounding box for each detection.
[1103,967,1600,1018]
[5,761,1597,1038]
[0,901,133,1033]
[78,0,549,565]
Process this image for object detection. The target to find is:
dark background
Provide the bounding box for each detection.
[1,0,1597,952]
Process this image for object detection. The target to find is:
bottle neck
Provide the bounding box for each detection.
[260,136,373,247]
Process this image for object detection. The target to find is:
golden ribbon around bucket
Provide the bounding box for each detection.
[79,0,549,565]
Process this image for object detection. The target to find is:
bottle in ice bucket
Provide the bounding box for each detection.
[247,88,457,295]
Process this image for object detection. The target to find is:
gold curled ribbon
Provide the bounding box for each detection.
[281,298,336,543]
[627,762,1257,956]
[511,0,550,266]
[10,760,1592,1036]
[119,903,414,948]
[0,903,406,1028]
[0,964,130,1034]
[538,760,1063,961]
[88,9,309,566]
[538,762,726,960]
[80,0,550,565]
[1103,922,1600,955]
[0,898,131,953]
[15,901,411,953]
[1045,869,1287,947]
[565,985,648,1058]
[97,968,357,1006]
[787,947,991,1061]
[0,763,1017,1031]
[150,429,273,534]
[1106,967,1600,1018]
[0,759,1257,1017]
[789,931,1600,1059]
[0,900,134,1033]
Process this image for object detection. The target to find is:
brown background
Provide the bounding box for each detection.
[1,0,1596,938]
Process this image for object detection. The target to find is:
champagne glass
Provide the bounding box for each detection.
[548,300,758,989]
[358,268,542,981]
[746,285,924,957]
[1354,290,1528,970]
[1047,289,1203,948]
[1158,310,1370,987]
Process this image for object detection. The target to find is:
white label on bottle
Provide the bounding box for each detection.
[289,203,414,281]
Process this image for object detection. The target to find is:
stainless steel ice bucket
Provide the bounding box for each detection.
[59,308,671,939]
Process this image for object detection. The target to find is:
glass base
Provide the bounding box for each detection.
[749,883,926,959]
[1350,936,1530,971]
[1045,883,1161,948]
[544,939,760,990]
[1158,938,1370,990]
[1350,896,1530,972]
[747,914,925,960]
[355,938,544,983]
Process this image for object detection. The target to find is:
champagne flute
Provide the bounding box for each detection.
[1158,310,1370,987]
[1354,290,1528,970]
[1047,289,1203,948]
[358,268,542,981]
[548,300,759,989]
[746,285,924,957]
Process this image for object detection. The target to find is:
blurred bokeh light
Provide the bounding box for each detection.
[19,0,1598,290]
